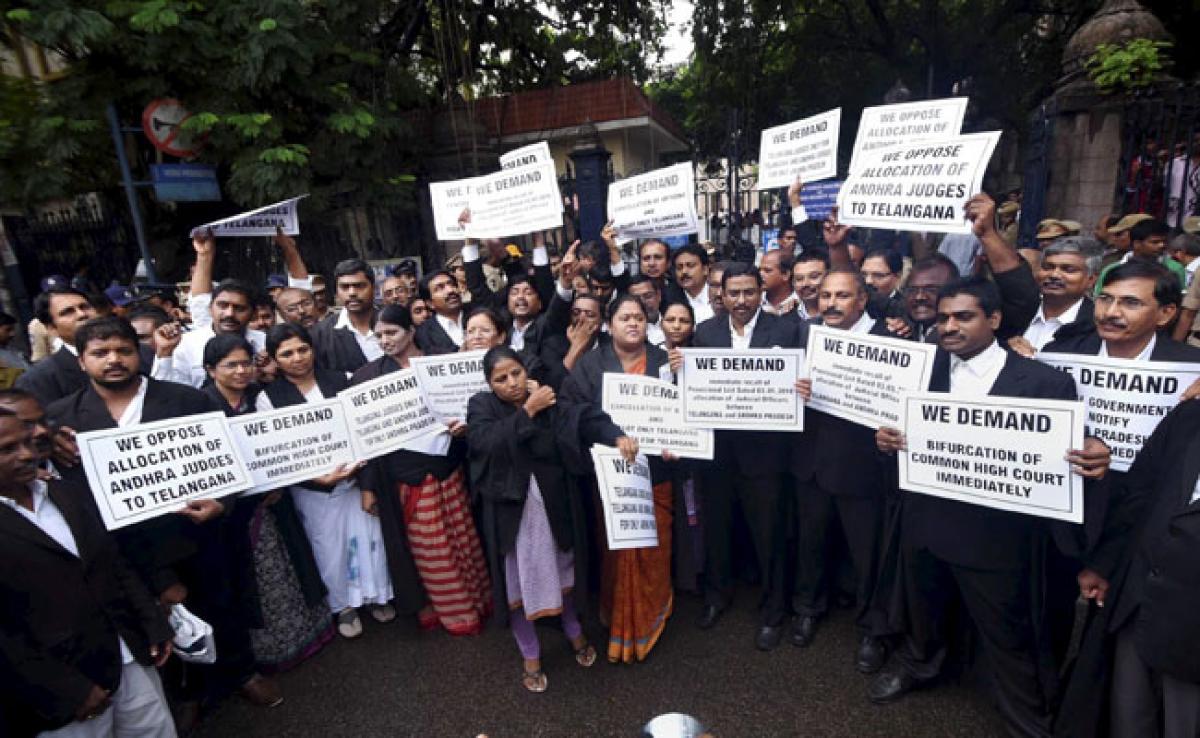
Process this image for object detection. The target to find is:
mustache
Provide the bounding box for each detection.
[822,308,844,318]
[1098,319,1126,330]
[1041,278,1065,288]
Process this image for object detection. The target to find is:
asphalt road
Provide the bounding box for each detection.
[194,591,1006,737]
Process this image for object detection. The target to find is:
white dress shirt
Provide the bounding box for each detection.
[686,287,715,324]
[647,319,666,348]
[847,313,877,335]
[436,312,464,348]
[510,320,531,351]
[189,274,311,330]
[730,309,761,350]
[1024,298,1084,352]
[335,308,383,362]
[948,340,1008,396]
[1099,333,1156,361]
[117,377,149,427]
[154,325,266,388]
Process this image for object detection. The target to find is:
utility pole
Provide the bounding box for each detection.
[106,102,159,283]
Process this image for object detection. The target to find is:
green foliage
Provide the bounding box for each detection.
[1086,38,1171,93]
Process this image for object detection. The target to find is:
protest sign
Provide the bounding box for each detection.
[848,97,969,174]
[805,326,937,429]
[590,447,658,550]
[226,399,354,493]
[679,348,805,431]
[800,180,843,221]
[429,178,472,241]
[190,195,306,238]
[78,412,251,530]
[601,373,714,460]
[500,141,553,170]
[463,160,563,239]
[899,393,1085,523]
[607,163,698,245]
[1036,353,1200,472]
[339,368,444,460]
[756,108,841,189]
[837,131,1001,235]
[409,350,488,422]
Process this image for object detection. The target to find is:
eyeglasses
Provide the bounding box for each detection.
[279,299,315,315]
[902,285,940,297]
[216,360,254,371]
[1094,294,1148,310]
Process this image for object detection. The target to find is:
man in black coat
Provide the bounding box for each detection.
[690,262,798,651]
[16,287,97,407]
[310,258,383,374]
[789,270,889,672]
[414,269,466,355]
[870,277,1110,738]
[1008,235,1103,357]
[0,410,176,737]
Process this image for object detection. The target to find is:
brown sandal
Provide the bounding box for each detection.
[522,668,548,693]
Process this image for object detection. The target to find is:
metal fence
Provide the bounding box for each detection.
[1116,84,1200,230]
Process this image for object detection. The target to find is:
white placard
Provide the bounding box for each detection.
[756,108,841,189]
[409,350,488,422]
[500,141,552,170]
[190,195,306,238]
[338,368,444,460]
[848,97,969,174]
[601,373,714,460]
[78,412,251,530]
[805,325,938,429]
[679,348,805,431]
[590,447,658,550]
[899,392,1086,523]
[837,131,1001,235]
[225,399,354,493]
[607,162,698,245]
[430,162,563,241]
[1036,353,1200,472]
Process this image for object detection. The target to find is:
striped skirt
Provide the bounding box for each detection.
[398,469,492,635]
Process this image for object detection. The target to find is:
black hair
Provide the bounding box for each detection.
[572,292,604,311]
[74,316,138,354]
[627,273,661,294]
[506,273,539,297]
[909,253,961,281]
[793,249,831,270]
[762,249,794,274]
[578,240,608,264]
[88,292,113,311]
[265,322,314,357]
[863,249,903,275]
[418,269,455,301]
[253,293,275,311]
[126,304,171,328]
[482,345,525,381]
[587,263,614,285]
[606,293,647,322]
[0,388,37,406]
[203,333,255,369]
[824,267,869,296]
[638,239,669,259]
[1129,218,1170,243]
[211,279,256,305]
[936,276,1002,316]
[377,303,413,331]
[334,258,375,285]
[1102,260,1182,309]
[661,299,696,323]
[0,312,16,328]
[671,243,709,267]
[464,306,511,340]
[33,286,89,326]
[720,261,763,290]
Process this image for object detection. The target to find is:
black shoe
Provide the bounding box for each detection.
[696,605,723,630]
[755,624,783,651]
[855,636,888,674]
[868,668,921,704]
[790,614,819,648]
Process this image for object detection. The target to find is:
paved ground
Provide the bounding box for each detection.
[194,591,1006,737]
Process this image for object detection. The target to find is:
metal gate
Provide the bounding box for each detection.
[1018,99,1057,249]
[1116,84,1200,229]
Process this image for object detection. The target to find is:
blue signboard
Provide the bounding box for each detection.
[761,228,780,252]
[150,164,221,202]
[801,180,843,220]
[662,234,691,250]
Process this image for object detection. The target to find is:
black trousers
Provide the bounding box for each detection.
[698,467,785,626]
[792,482,884,634]
[895,545,1051,738]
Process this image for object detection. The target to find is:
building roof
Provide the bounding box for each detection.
[470,78,688,144]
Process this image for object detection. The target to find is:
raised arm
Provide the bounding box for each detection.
[273,226,309,283]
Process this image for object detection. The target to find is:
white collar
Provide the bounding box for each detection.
[1100,333,1157,361]
[950,340,1007,377]
[729,308,761,338]
[335,307,375,337]
[52,337,78,356]
[0,479,48,513]
[1033,297,1084,326]
[687,287,709,306]
[848,313,876,334]
[116,377,150,427]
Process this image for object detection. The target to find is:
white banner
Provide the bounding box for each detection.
[805,325,937,429]
[429,160,563,241]
[756,108,841,189]
[339,368,444,460]
[607,162,698,245]
[899,393,1086,523]
[601,373,714,460]
[78,412,251,530]
[848,97,969,174]
[190,195,306,238]
[679,348,805,431]
[837,131,1001,235]
[408,350,488,423]
[1037,353,1200,472]
[500,141,552,170]
[590,447,658,550]
[225,399,354,493]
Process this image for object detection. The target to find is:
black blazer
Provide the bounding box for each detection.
[0,479,173,736]
[465,255,556,312]
[1103,400,1200,682]
[16,345,157,409]
[900,348,1078,570]
[511,291,572,359]
[1035,296,1096,344]
[1041,328,1200,362]
[691,310,801,477]
[310,315,371,375]
[47,379,219,594]
[414,314,462,355]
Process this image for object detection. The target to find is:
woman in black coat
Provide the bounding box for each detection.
[467,346,595,693]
